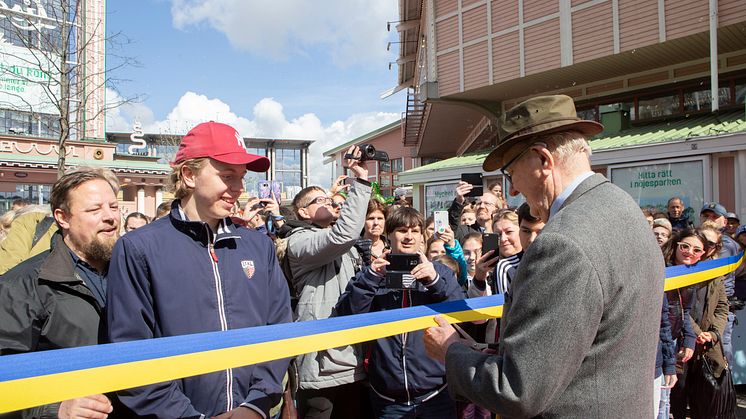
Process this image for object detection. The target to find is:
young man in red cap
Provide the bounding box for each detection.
[106,121,292,419]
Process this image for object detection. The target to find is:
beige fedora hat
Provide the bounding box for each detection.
[483,95,603,172]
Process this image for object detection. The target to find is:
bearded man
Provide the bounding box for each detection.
[0,166,122,419]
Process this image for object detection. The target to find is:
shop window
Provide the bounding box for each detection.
[276,148,301,170]
[638,93,679,120]
[380,160,391,173]
[735,81,746,105]
[683,87,731,112]
[391,158,403,173]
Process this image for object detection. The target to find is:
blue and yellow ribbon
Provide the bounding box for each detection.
[0,252,742,413]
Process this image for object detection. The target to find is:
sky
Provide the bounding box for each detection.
[105,0,406,187]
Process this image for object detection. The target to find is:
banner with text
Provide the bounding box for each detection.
[610,160,704,220]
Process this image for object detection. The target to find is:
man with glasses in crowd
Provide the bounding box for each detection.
[424,95,665,418]
[448,183,500,242]
[700,202,741,366]
[285,145,372,419]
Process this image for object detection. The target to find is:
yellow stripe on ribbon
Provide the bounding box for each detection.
[0,251,741,413]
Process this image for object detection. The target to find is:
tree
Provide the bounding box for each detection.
[0,0,138,178]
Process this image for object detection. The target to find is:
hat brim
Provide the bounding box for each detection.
[483,119,604,172]
[212,152,271,172]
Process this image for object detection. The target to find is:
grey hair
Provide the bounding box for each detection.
[541,130,592,163]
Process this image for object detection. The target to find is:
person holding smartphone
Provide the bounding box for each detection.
[335,207,464,418]
[447,180,500,243]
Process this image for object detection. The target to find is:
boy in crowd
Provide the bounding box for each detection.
[335,207,464,418]
[107,121,292,418]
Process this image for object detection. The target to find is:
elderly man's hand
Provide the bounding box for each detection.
[424,315,466,363]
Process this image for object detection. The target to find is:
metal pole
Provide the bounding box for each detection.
[709,0,719,113]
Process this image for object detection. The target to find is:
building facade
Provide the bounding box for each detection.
[391,0,746,223]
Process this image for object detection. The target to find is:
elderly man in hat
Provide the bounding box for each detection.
[423,95,665,418]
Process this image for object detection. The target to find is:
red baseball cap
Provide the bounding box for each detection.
[172,121,270,172]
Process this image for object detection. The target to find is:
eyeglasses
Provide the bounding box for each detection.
[677,242,705,256]
[303,196,333,208]
[499,142,547,184]
[475,200,497,208]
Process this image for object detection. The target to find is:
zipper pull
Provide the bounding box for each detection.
[209,243,218,263]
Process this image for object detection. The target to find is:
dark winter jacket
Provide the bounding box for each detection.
[335,261,465,402]
[106,202,292,418]
[0,233,105,418]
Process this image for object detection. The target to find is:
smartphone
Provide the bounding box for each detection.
[482,233,499,256]
[434,211,448,236]
[257,181,271,200]
[461,173,483,198]
[386,253,421,290]
[270,180,282,203]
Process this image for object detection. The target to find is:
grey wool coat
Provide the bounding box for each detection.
[445,173,665,418]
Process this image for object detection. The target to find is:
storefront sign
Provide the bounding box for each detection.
[610,160,704,221]
[128,121,147,154]
[425,183,457,216]
[0,140,81,157]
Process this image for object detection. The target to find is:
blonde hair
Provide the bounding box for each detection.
[492,208,518,226]
[169,158,208,199]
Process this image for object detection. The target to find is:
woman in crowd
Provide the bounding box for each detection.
[664,228,726,419]
[492,209,523,294]
[426,225,468,288]
[361,200,388,264]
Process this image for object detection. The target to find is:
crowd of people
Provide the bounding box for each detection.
[0,95,744,419]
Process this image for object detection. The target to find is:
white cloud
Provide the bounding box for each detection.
[106,91,398,188]
[169,0,397,66]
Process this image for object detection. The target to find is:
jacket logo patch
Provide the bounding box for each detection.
[241,260,255,279]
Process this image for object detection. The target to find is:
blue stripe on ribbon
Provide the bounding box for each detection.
[0,294,504,382]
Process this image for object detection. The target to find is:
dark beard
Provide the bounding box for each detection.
[80,235,117,266]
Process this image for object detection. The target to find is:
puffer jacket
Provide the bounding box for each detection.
[0,210,57,274]
[335,262,465,402]
[287,179,371,390]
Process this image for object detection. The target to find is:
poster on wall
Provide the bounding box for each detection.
[610,160,704,223]
[425,183,457,216]
[0,10,61,116]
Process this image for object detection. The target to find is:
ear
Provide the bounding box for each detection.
[53,208,70,230]
[297,207,311,221]
[181,165,198,189]
[535,146,555,172]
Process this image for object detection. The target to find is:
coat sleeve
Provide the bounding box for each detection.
[660,294,676,376]
[335,268,384,316]
[444,232,604,418]
[709,277,729,342]
[447,199,464,230]
[424,262,465,303]
[241,240,293,417]
[106,237,204,418]
[0,270,46,355]
[288,181,371,277]
[681,288,697,350]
